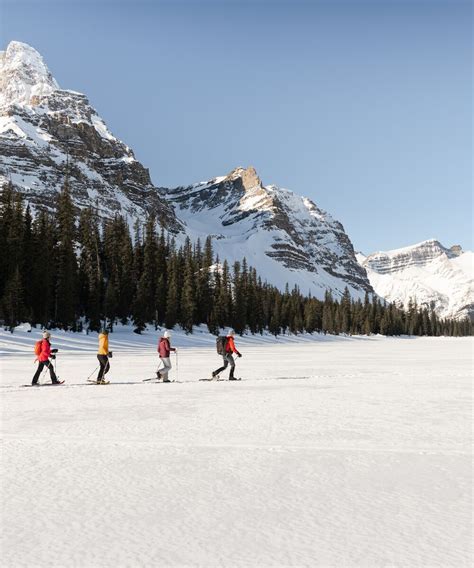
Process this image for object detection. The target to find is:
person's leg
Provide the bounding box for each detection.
[32,362,45,385]
[97,355,107,380]
[160,357,172,380]
[227,354,236,379]
[212,356,228,378]
[45,360,58,383]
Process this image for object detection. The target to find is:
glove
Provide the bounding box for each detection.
[237,353,242,358]
[108,351,113,358]
[50,355,56,360]
[51,348,58,353]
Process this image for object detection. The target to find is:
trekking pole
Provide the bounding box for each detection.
[87,365,99,382]
[143,360,164,382]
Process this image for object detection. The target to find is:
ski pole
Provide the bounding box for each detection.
[175,351,178,382]
[143,360,164,382]
[87,365,99,381]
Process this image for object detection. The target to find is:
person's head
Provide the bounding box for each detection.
[42,330,51,339]
[163,330,171,339]
[228,329,235,337]
[100,329,109,336]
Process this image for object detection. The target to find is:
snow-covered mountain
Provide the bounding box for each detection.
[357,240,474,320]
[170,166,371,299]
[0,40,371,300]
[0,41,181,230]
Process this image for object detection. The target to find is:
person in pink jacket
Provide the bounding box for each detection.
[32,331,62,385]
[157,330,176,382]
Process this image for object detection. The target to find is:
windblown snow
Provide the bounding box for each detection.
[1,326,472,567]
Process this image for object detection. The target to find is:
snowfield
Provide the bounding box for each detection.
[1,328,472,567]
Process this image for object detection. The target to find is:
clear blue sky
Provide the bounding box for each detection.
[1,0,472,253]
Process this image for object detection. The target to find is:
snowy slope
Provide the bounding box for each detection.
[170,166,372,300]
[0,41,180,229]
[358,239,474,320]
[1,331,472,567]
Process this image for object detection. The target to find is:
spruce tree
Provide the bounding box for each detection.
[55,179,77,329]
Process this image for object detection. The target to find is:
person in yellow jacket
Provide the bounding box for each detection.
[97,329,112,384]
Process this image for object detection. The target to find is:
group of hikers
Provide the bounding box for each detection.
[31,328,243,385]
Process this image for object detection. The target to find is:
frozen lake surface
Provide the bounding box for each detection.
[1,330,472,567]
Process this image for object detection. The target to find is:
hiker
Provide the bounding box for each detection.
[157,330,176,382]
[212,329,242,380]
[32,331,62,385]
[97,329,112,384]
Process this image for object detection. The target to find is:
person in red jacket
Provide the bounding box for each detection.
[32,331,62,385]
[157,330,176,382]
[212,329,242,380]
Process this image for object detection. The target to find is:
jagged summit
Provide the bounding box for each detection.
[169,169,371,299]
[0,40,181,229]
[225,166,262,191]
[0,41,59,108]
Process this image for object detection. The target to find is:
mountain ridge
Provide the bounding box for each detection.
[358,240,473,320]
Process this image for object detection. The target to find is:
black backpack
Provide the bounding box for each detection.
[216,336,228,355]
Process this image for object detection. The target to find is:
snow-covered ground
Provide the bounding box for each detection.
[1,328,472,567]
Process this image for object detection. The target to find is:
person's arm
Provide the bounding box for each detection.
[229,337,241,357]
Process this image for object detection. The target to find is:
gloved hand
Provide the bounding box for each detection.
[108,351,113,358]
[51,348,58,353]
[50,355,56,360]
[237,353,242,358]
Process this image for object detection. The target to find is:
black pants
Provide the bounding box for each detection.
[32,360,58,384]
[97,354,110,380]
[213,353,235,379]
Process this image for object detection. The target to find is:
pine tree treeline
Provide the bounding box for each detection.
[1,182,472,337]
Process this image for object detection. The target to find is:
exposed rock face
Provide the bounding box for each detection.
[0,41,181,230]
[358,240,474,320]
[169,166,373,300]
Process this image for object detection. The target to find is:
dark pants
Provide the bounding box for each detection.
[213,353,235,379]
[97,355,110,380]
[32,360,58,384]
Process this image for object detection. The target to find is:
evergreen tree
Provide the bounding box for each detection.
[78,207,102,331]
[180,237,197,333]
[2,266,25,331]
[54,179,77,329]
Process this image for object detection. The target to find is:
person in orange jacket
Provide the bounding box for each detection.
[212,329,242,380]
[96,329,112,384]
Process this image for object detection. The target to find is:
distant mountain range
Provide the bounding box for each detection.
[1,41,472,319]
[357,240,473,321]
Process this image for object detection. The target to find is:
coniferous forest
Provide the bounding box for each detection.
[0,182,472,337]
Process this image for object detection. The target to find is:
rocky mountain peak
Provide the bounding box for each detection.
[226,166,262,191]
[449,245,463,257]
[0,41,58,108]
